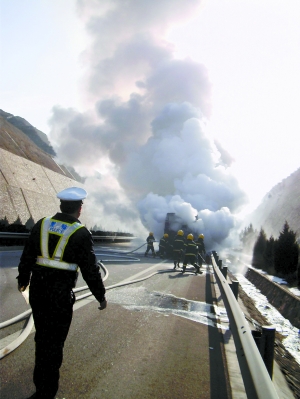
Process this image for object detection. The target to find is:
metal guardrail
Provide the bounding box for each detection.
[0,232,136,241]
[212,254,279,399]
[0,232,30,238]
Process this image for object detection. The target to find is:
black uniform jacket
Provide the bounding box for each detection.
[196,239,206,254]
[146,235,155,246]
[159,237,167,248]
[17,212,106,302]
[173,236,186,251]
[185,240,198,256]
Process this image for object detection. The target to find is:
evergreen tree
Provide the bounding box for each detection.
[252,228,267,269]
[263,235,275,273]
[274,221,299,276]
[240,223,258,252]
[240,224,253,244]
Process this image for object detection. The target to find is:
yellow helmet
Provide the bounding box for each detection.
[163,233,169,238]
[177,230,184,236]
[187,233,194,240]
[199,234,204,239]
[149,232,154,236]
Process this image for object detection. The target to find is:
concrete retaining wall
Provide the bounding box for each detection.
[0,148,88,226]
[245,268,300,329]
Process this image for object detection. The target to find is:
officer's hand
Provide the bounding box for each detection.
[98,299,107,310]
[18,284,27,292]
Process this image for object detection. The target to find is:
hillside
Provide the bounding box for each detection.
[0,109,56,156]
[0,114,89,227]
[0,115,77,179]
[246,168,300,239]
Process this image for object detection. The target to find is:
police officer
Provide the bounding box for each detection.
[196,233,206,267]
[182,233,202,274]
[17,187,107,399]
[144,232,156,257]
[172,230,186,269]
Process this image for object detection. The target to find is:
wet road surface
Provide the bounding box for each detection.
[0,249,231,399]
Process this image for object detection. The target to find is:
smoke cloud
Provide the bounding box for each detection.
[49,0,247,249]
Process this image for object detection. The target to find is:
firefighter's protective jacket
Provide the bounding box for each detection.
[196,238,206,255]
[173,236,186,251]
[185,240,198,256]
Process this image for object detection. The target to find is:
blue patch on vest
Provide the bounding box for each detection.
[49,221,68,235]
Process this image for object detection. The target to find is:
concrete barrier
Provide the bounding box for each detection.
[245,268,300,329]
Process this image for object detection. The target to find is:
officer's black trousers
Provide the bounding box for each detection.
[29,277,75,398]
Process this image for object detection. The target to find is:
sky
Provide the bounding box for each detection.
[1,0,300,248]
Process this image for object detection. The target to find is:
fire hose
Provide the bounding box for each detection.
[0,260,173,359]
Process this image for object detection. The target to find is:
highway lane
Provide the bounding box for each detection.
[0,245,180,345]
[0,245,152,346]
[0,249,31,323]
[0,244,146,322]
[0,246,231,399]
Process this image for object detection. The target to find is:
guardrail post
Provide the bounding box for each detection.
[251,330,262,353]
[217,259,222,268]
[221,265,227,279]
[230,280,239,299]
[261,326,275,379]
[212,251,218,263]
[251,326,275,379]
[212,255,279,398]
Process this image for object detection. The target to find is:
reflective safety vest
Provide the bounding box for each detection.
[36,217,84,272]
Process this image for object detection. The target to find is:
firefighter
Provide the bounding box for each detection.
[182,233,202,274]
[196,233,206,267]
[172,230,186,269]
[158,233,169,258]
[145,232,156,257]
[17,187,107,399]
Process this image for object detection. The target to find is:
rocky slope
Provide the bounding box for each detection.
[0,115,76,179]
[0,109,55,156]
[246,168,300,239]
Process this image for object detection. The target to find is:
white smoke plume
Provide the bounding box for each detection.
[49,0,248,249]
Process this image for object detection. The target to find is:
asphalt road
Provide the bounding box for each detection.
[0,245,231,399]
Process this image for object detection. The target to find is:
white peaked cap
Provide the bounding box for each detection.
[57,187,88,201]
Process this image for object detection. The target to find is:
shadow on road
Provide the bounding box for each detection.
[206,271,232,399]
